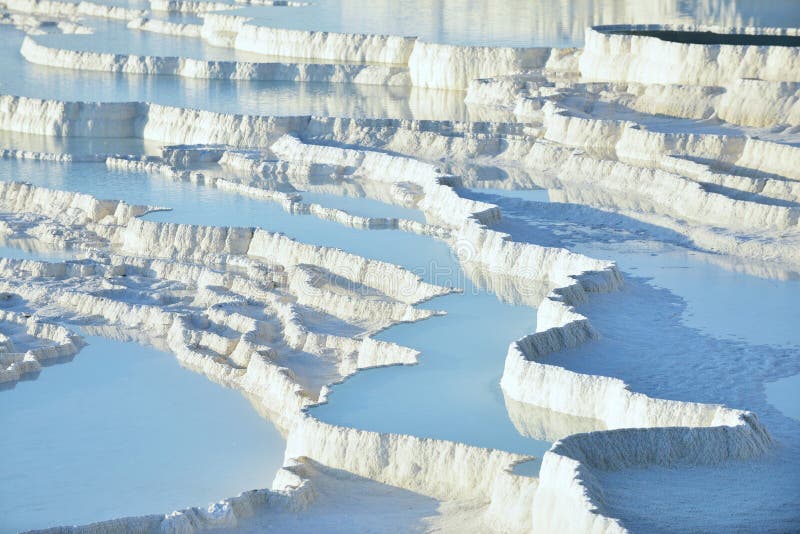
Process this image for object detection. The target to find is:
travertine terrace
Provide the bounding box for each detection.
[0,1,798,532]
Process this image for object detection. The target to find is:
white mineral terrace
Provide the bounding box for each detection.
[0,1,799,533]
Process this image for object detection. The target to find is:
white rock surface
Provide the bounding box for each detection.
[408,42,551,90]
[22,36,412,86]
[580,24,800,85]
[124,12,568,90]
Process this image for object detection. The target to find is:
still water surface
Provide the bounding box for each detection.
[0,336,284,533]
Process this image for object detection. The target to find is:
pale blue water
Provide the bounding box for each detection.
[0,336,284,533]
[299,190,427,223]
[573,243,800,348]
[512,460,542,477]
[0,160,444,273]
[550,243,800,534]
[766,373,800,421]
[0,131,151,156]
[35,20,254,61]
[312,283,552,461]
[288,173,555,464]
[568,243,800,434]
[466,187,550,203]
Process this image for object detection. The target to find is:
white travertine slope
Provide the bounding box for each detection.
[1,16,798,526]
[267,134,771,533]
[105,155,446,238]
[465,57,800,128]
[265,114,787,532]
[125,12,570,90]
[0,95,310,145]
[2,0,147,20]
[607,78,800,128]
[0,180,153,225]
[457,76,800,264]
[580,24,800,85]
[0,135,612,532]
[0,147,105,161]
[0,179,543,532]
[21,36,412,86]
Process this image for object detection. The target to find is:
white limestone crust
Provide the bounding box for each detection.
[3,0,147,20]
[580,24,800,85]
[22,36,412,86]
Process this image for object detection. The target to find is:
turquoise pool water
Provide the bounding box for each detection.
[574,242,800,348]
[0,335,284,533]
[312,282,552,462]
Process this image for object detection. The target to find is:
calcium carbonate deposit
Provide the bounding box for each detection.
[0,1,799,533]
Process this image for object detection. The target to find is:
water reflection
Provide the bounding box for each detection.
[0,130,153,156]
[0,238,84,262]
[504,394,606,442]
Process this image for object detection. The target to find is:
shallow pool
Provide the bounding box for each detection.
[0,157,554,473]
[573,241,800,348]
[0,335,284,533]
[765,373,800,421]
[0,240,83,262]
[312,266,552,464]
[0,160,446,274]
